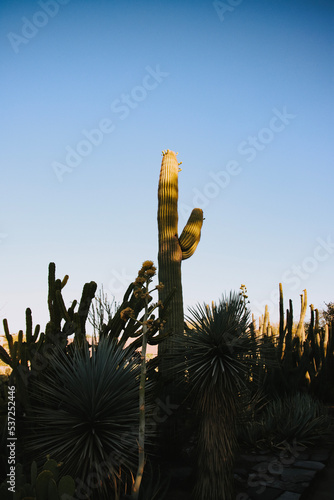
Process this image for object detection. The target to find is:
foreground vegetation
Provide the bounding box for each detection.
[0,151,333,499]
[0,261,332,500]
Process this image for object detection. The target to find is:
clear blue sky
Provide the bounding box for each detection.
[1,0,333,335]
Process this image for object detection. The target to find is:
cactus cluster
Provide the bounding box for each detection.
[0,307,43,373]
[46,262,97,347]
[157,150,204,375]
[0,457,75,500]
[252,283,334,396]
[0,259,173,380]
[0,263,97,372]
[0,262,97,410]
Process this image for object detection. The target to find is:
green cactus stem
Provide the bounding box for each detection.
[157,149,204,377]
[6,457,76,500]
[295,289,307,343]
[277,282,285,360]
[45,262,97,347]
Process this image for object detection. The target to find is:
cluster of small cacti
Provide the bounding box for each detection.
[0,263,97,376]
[252,283,334,396]
[46,261,97,347]
[0,307,43,372]
[0,457,75,500]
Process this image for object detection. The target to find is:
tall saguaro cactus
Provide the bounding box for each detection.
[157,149,204,376]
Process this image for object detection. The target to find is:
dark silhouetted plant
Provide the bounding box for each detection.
[239,392,333,450]
[253,285,334,401]
[24,337,142,499]
[0,262,97,411]
[179,292,254,500]
[322,301,334,325]
[131,260,164,500]
[0,456,75,500]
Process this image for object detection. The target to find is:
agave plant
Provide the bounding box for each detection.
[180,292,254,500]
[252,392,333,449]
[24,337,142,499]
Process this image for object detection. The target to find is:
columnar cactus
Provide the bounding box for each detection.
[46,262,97,347]
[0,262,97,395]
[254,284,334,397]
[157,149,204,376]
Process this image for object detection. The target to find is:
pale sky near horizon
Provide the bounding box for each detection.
[0,0,333,336]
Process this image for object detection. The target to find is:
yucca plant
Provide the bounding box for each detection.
[179,292,254,500]
[23,337,143,499]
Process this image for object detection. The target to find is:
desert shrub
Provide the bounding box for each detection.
[238,392,333,450]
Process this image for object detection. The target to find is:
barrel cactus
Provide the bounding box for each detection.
[157,149,204,377]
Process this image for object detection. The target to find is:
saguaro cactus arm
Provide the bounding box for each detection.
[179,208,203,260]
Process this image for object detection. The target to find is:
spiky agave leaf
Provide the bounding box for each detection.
[24,338,141,494]
[183,291,252,399]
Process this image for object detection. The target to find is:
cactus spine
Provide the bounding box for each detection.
[157,149,203,375]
